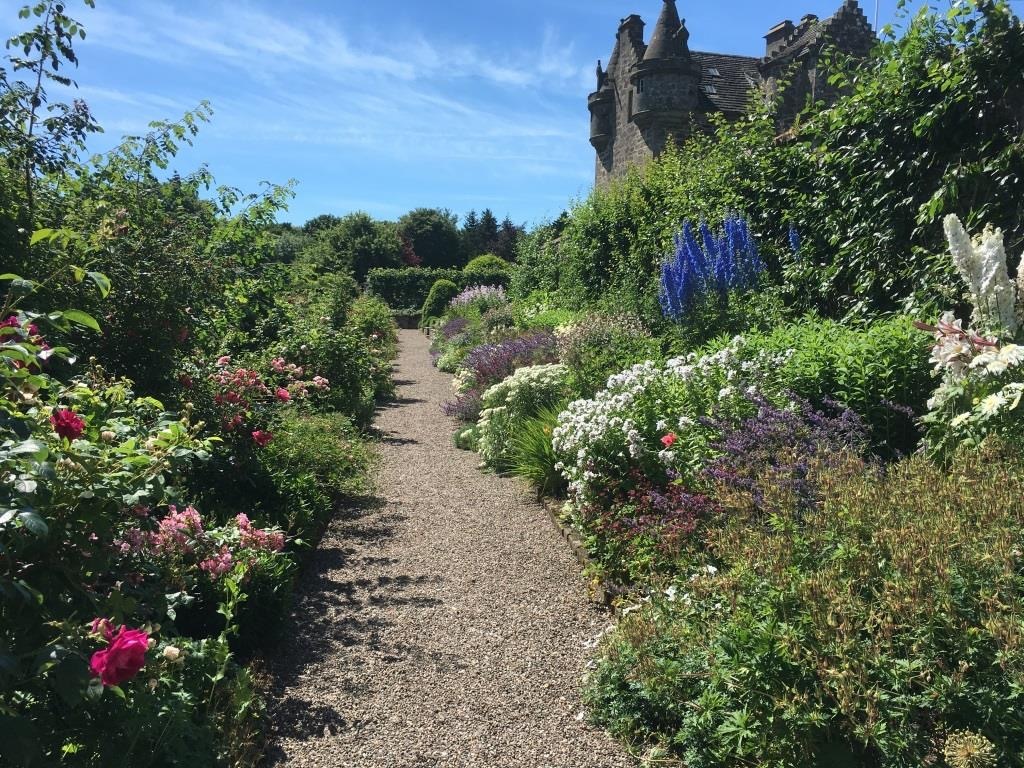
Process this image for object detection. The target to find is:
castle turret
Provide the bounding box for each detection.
[629,0,700,130]
[589,60,614,152]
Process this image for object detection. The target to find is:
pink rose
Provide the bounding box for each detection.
[661,432,678,448]
[216,355,231,367]
[275,387,291,402]
[252,430,273,447]
[89,626,149,687]
[50,409,85,440]
[89,617,114,641]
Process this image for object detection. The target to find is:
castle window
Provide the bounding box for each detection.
[637,79,645,94]
[702,84,718,94]
[706,67,720,77]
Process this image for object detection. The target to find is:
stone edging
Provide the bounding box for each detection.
[539,497,633,610]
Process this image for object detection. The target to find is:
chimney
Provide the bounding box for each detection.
[764,19,795,58]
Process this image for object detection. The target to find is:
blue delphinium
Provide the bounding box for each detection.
[659,214,765,322]
[789,223,801,258]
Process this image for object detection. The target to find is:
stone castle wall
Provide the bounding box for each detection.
[595,20,651,186]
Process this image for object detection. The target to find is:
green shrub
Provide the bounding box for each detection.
[348,294,398,360]
[463,254,512,289]
[556,313,664,398]
[256,411,374,539]
[420,279,461,324]
[278,321,376,425]
[464,253,510,273]
[511,404,568,497]
[740,315,933,454]
[588,442,1024,766]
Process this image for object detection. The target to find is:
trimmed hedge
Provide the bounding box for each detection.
[367,265,511,312]
[366,267,462,312]
[421,279,461,324]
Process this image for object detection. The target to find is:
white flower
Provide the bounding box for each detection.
[978,393,1006,418]
[949,412,972,429]
[943,215,1018,336]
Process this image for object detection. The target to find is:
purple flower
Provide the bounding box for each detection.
[704,393,866,514]
[442,331,559,421]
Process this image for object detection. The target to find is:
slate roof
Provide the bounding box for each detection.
[691,51,761,114]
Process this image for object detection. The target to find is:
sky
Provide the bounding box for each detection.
[2,0,1019,228]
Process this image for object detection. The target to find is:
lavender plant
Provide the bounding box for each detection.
[449,284,507,311]
[443,331,559,421]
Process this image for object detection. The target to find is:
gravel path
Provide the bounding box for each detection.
[265,329,634,768]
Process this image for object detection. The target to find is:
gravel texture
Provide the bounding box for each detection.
[266,329,634,768]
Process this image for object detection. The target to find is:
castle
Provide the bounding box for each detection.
[588,0,876,185]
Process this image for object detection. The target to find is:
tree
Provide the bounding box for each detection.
[1,0,99,235]
[478,209,499,254]
[460,209,481,260]
[493,216,524,261]
[301,213,341,236]
[398,207,461,268]
[302,212,402,281]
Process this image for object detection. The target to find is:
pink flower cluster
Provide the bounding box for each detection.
[199,546,234,577]
[237,513,285,552]
[116,506,286,580]
[208,357,329,444]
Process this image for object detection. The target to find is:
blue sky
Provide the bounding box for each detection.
[2,1,1018,228]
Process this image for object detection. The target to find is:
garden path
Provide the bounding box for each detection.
[266,329,634,768]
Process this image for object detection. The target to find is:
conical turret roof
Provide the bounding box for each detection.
[644,0,690,61]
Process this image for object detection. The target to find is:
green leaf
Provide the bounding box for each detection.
[61,310,101,332]
[87,271,112,298]
[0,273,22,281]
[18,511,48,537]
[10,439,47,458]
[30,228,54,245]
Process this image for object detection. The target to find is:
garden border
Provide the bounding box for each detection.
[539,497,633,609]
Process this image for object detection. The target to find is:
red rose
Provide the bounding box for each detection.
[89,626,149,687]
[661,432,678,448]
[50,409,86,440]
[252,430,273,447]
[275,387,291,402]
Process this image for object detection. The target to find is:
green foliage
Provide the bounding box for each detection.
[398,208,461,269]
[588,443,1024,766]
[740,315,934,454]
[462,253,511,289]
[464,253,509,273]
[785,1,1024,316]
[256,411,374,538]
[511,405,568,497]
[557,313,664,398]
[366,266,462,312]
[421,279,461,324]
[297,211,402,282]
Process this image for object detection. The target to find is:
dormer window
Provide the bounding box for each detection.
[702,84,718,94]
[706,67,720,77]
